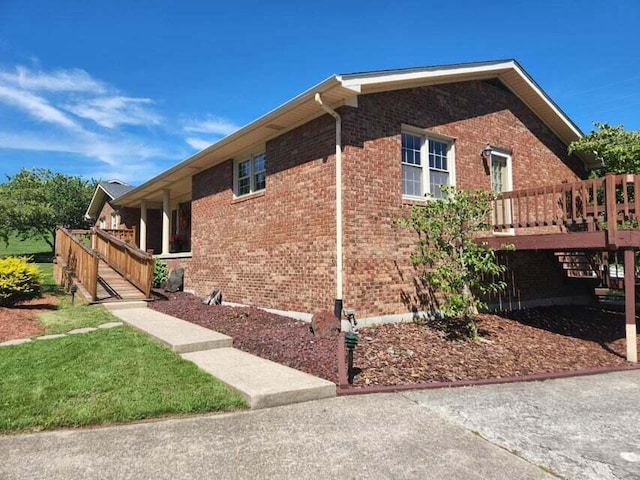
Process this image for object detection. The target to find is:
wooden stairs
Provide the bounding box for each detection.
[554,251,598,279]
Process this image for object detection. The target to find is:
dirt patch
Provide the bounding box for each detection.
[150,293,637,386]
[0,295,58,342]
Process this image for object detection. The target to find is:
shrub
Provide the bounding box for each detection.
[153,261,169,288]
[0,256,43,307]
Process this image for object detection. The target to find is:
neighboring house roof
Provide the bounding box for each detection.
[85,180,135,220]
[115,59,594,208]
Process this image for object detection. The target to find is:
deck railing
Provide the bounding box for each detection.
[55,227,99,300]
[93,228,154,298]
[101,227,136,244]
[492,173,640,245]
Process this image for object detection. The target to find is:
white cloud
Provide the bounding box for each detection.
[0,62,240,184]
[0,84,81,130]
[185,137,213,151]
[0,65,108,93]
[183,115,240,136]
[64,96,162,129]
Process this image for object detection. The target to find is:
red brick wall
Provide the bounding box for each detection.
[186,79,589,318]
[340,80,587,317]
[188,114,338,313]
[488,251,594,309]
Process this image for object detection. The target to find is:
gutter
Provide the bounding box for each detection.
[314,93,343,319]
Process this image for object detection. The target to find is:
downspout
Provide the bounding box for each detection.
[314,93,343,319]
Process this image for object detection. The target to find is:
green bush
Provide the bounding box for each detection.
[0,256,43,307]
[153,261,168,288]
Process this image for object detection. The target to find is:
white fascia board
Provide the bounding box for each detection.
[509,62,582,139]
[339,61,515,88]
[84,184,111,220]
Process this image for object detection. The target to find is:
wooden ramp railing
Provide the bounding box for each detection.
[492,173,640,246]
[55,227,99,300]
[93,228,154,298]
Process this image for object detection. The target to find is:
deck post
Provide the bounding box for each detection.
[624,248,638,362]
[605,173,618,248]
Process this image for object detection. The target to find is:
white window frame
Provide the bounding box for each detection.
[233,151,266,197]
[401,126,456,200]
[110,212,120,229]
[490,149,515,236]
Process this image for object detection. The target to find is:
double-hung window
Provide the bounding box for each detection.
[401,130,454,199]
[235,153,266,197]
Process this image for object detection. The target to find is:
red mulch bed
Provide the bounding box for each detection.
[151,292,339,383]
[0,295,58,342]
[150,292,638,386]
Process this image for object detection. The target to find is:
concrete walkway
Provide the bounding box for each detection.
[104,302,336,409]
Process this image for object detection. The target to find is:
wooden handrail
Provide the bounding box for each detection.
[55,226,99,300]
[93,227,154,298]
[492,173,640,244]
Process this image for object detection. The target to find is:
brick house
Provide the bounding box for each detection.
[110,59,598,324]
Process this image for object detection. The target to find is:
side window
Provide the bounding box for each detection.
[235,153,266,197]
[401,129,454,199]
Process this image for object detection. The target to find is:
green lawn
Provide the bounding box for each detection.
[1,235,247,432]
[38,297,119,334]
[0,327,247,432]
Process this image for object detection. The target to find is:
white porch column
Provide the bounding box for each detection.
[139,200,147,251]
[162,189,170,255]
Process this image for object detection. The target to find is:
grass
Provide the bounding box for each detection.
[0,327,247,432]
[1,235,247,432]
[38,297,119,334]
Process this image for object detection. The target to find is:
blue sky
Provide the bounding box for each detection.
[0,0,638,184]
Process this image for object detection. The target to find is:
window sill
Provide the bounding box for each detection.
[231,190,265,204]
[402,195,427,206]
[154,252,193,260]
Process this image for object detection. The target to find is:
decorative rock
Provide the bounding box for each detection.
[36,334,67,341]
[202,289,223,305]
[310,310,340,337]
[165,268,185,293]
[0,338,32,347]
[98,322,123,329]
[68,327,98,335]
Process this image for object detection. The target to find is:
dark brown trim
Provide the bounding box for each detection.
[479,231,607,250]
[337,332,348,387]
[336,364,640,396]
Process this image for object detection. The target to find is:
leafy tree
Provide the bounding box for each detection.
[0,169,94,252]
[568,122,640,174]
[399,187,508,340]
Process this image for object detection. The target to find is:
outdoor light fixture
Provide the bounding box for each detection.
[69,284,78,305]
[481,143,493,160]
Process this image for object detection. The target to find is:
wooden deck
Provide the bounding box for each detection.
[480,173,640,251]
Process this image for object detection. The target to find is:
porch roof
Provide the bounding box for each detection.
[114,59,594,208]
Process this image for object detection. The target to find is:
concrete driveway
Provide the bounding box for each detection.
[1,393,549,480]
[2,371,637,479]
[405,370,640,480]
